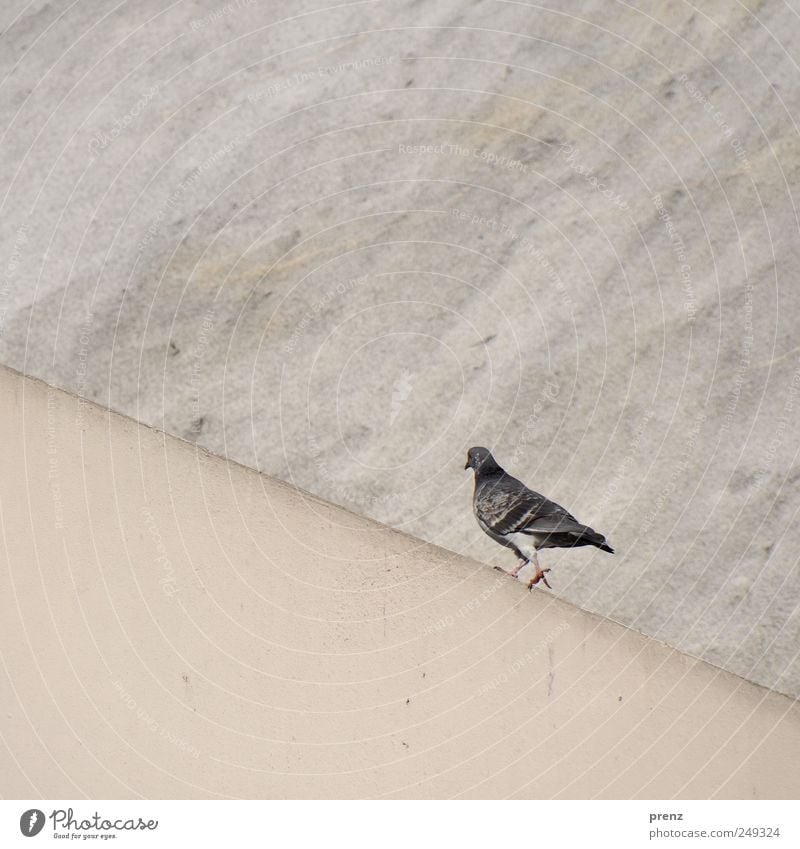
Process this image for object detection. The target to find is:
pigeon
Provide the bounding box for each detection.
[464,446,613,590]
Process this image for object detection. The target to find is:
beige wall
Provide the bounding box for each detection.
[1,364,798,799]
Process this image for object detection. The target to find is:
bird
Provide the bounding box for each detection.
[464,446,614,590]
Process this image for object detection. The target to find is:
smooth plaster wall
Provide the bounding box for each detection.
[1,365,798,799]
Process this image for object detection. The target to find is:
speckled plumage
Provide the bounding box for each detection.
[465,446,613,589]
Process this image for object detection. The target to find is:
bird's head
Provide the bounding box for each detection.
[464,446,501,474]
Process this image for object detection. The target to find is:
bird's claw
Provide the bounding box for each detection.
[527,567,552,591]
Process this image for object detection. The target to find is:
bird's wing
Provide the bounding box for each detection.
[476,475,574,537]
[520,513,584,534]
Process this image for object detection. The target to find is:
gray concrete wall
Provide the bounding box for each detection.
[1,366,798,799]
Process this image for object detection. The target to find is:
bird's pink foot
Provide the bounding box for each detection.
[527,567,552,591]
[510,561,526,578]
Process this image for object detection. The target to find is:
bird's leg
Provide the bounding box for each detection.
[509,558,528,578]
[526,550,552,591]
[527,567,552,591]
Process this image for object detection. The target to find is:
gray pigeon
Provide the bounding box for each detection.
[465,446,614,590]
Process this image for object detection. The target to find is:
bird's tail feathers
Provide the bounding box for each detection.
[573,524,614,554]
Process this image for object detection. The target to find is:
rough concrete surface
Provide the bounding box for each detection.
[1,1,799,698]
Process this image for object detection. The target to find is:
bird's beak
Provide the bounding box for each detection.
[464,460,470,470]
